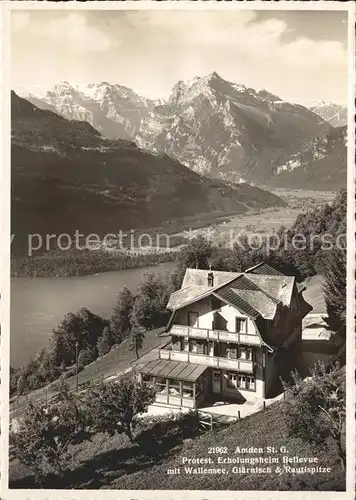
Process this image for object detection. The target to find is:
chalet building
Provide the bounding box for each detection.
[134,263,312,409]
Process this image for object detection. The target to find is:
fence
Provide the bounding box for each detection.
[10,368,126,420]
[196,393,288,431]
[10,340,162,421]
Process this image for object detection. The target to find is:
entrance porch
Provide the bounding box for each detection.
[135,359,209,409]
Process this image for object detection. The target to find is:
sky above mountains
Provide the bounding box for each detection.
[11,9,348,104]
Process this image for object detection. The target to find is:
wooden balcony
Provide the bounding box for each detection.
[159,349,254,374]
[170,325,261,346]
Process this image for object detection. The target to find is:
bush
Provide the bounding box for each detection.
[51,307,108,366]
[11,393,89,486]
[97,336,110,357]
[78,347,97,366]
[84,377,157,442]
[109,288,134,343]
[63,364,84,379]
[97,326,115,356]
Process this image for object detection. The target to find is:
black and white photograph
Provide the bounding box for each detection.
[1,2,355,497]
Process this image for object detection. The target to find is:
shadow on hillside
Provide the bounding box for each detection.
[9,418,202,489]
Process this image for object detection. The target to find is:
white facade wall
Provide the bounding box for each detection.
[175,297,258,337]
[220,366,265,399]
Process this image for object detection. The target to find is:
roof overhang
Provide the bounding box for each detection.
[137,359,209,382]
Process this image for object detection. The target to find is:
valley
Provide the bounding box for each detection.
[11,91,285,257]
[170,188,336,249]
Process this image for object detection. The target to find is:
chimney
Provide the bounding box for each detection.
[207,271,214,287]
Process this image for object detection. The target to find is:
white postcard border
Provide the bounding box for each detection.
[1,1,355,499]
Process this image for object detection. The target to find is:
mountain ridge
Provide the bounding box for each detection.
[136,72,332,186]
[16,73,345,190]
[309,101,347,128]
[17,81,154,140]
[11,91,285,255]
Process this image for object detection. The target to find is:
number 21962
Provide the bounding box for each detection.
[208,447,228,454]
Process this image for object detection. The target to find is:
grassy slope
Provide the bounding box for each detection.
[10,329,167,414]
[10,402,344,490]
[112,405,343,491]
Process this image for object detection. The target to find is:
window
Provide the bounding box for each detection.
[189,340,197,352]
[235,318,246,333]
[168,379,180,396]
[155,377,168,393]
[227,344,238,359]
[246,376,255,390]
[238,375,246,388]
[188,311,199,327]
[182,381,194,398]
[207,272,214,287]
[142,374,154,383]
[196,340,207,355]
[238,347,246,359]
[246,348,253,361]
[227,372,238,388]
[171,335,180,351]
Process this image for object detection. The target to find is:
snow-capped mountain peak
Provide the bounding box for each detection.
[18,81,154,139]
[14,74,345,189]
[309,101,347,127]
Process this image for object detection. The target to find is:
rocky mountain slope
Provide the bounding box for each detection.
[136,72,331,186]
[19,81,154,140]
[310,101,347,128]
[270,125,347,190]
[11,92,284,255]
[19,75,345,190]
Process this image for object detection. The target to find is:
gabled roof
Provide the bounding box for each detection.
[167,285,211,310]
[166,265,297,317]
[181,268,241,288]
[245,262,285,276]
[245,274,295,307]
[231,290,277,319]
[166,272,242,311]
[214,288,261,319]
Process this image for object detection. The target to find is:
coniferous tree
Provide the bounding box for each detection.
[129,326,146,359]
[97,326,114,356]
[322,246,346,339]
[109,287,134,343]
[177,235,213,270]
[284,362,345,470]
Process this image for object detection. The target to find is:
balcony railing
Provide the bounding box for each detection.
[170,325,261,346]
[159,349,254,373]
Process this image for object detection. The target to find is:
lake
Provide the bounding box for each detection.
[10,262,175,368]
